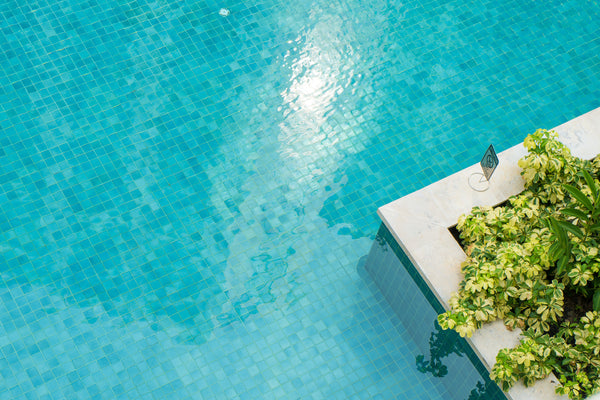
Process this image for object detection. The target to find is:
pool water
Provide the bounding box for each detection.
[0,0,599,398]
[364,224,507,400]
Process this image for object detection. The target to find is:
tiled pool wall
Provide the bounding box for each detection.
[365,223,507,400]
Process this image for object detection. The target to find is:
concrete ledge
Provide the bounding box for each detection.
[378,107,600,400]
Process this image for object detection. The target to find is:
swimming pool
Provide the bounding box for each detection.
[0,0,599,398]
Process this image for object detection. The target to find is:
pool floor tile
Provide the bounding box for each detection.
[1,0,600,398]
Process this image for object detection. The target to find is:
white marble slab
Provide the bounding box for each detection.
[378,107,600,400]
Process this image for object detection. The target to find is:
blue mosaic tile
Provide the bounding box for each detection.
[1,0,600,398]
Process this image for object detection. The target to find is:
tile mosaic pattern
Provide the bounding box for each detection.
[0,0,599,398]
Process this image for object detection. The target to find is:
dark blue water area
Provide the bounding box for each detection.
[364,224,507,400]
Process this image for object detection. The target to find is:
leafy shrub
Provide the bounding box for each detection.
[438,129,600,399]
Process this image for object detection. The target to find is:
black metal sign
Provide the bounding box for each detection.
[480,144,499,181]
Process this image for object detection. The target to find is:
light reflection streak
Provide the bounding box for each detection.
[278,12,359,184]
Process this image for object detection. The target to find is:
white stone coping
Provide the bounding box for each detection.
[378,107,600,400]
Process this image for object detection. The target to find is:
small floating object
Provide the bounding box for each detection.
[219,8,230,16]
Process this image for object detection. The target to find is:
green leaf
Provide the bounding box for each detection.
[582,170,598,200]
[548,242,561,260]
[555,220,584,239]
[589,222,600,233]
[556,256,569,277]
[564,184,593,212]
[561,208,589,222]
[593,289,600,312]
[549,218,568,243]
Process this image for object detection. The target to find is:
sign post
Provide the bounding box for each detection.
[480,144,499,181]
[469,144,499,192]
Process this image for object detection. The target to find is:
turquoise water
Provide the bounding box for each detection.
[1,0,599,398]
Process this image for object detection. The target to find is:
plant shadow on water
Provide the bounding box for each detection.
[362,223,507,399]
[416,321,503,400]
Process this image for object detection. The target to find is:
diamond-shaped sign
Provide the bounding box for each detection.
[480,144,499,181]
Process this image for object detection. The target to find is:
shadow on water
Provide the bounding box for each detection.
[416,320,465,378]
[361,223,507,400]
[416,321,504,400]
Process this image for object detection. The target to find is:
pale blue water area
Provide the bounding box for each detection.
[0,0,599,398]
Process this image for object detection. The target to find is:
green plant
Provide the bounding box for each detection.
[438,129,600,399]
[547,169,600,310]
[518,129,582,204]
[490,312,600,400]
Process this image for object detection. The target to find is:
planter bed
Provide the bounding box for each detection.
[377,107,600,400]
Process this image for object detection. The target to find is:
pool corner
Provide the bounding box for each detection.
[377,106,600,400]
